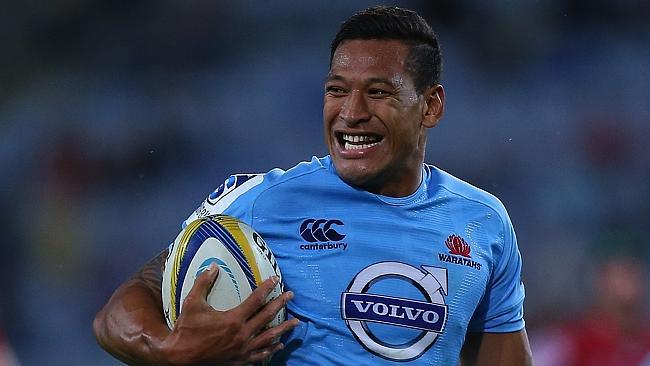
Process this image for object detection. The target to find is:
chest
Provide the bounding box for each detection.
[252,190,505,362]
[253,194,499,318]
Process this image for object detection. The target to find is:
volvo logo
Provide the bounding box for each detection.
[299,219,346,242]
[341,262,448,361]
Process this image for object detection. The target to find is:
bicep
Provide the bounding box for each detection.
[460,329,533,366]
[97,248,170,330]
[93,249,172,363]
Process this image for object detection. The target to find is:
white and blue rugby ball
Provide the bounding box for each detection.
[162,214,285,329]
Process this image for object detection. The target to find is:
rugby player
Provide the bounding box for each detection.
[94,6,533,365]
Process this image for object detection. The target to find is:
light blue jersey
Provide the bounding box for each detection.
[184,156,525,365]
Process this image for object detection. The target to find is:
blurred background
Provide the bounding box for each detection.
[1,0,649,365]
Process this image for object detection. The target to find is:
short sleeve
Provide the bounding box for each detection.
[468,214,526,333]
[182,174,264,228]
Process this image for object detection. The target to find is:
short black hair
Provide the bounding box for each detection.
[330,6,442,93]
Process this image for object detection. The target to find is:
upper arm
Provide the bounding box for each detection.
[468,212,526,333]
[128,248,169,298]
[460,329,533,366]
[92,249,172,364]
[463,210,530,364]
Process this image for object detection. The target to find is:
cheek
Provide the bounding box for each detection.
[387,112,422,145]
[322,106,336,142]
[323,100,340,125]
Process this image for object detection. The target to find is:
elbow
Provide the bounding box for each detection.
[93,306,109,350]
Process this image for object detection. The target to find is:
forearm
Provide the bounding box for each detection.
[93,250,172,365]
[93,248,299,366]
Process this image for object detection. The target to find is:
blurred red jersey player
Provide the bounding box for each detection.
[537,256,650,366]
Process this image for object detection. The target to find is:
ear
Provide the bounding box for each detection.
[421,85,445,128]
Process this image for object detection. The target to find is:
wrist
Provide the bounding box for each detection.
[150,332,193,366]
[142,325,178,366]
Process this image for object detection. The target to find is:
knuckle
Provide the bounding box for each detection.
[183,292,195,303]
[181,293,202,309]
[257,285,271,299]
[181,296,194,309]
[277,319,297,334]
[250,292,266,308]
[261,279,276,293]
[265,329,282,343]
[231,331,249,348]
[262,305,279,320]
[222,314,245,333]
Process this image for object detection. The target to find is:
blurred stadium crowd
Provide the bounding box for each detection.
[1,0,649,365]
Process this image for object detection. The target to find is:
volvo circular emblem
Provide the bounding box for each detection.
[341,262,449,361]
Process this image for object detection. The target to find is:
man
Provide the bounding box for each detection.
[94,6,533,365]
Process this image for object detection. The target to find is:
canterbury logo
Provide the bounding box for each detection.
[299,219,346,242]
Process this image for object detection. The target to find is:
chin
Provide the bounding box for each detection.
[333,159,380,188]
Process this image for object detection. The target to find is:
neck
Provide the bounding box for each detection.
[365,162,424,197]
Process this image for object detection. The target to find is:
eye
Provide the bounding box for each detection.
[368,88,390,98]
[325,85,347,97]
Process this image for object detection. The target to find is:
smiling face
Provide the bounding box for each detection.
[324,39,444,197]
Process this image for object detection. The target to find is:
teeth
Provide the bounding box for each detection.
[344,142,380,150]
[342,134,378,143]
[341,134,381,150]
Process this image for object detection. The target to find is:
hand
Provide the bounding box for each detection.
[156,264,299,365]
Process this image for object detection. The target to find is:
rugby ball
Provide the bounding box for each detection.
[162,214,284,329]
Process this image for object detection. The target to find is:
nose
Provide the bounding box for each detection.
[339,90,370,125]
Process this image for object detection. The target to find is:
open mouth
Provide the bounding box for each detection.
[336,132,383,151]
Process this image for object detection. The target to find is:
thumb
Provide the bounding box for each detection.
[187,262,220,304]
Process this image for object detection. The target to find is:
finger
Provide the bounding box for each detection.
[248,317,300,351]
[247,291,293,332]
[233,276,280,317]
[247,341,285,364]
[184,262,219,307]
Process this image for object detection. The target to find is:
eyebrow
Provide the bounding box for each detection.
[325,74,345,83]
[325,74,397,88]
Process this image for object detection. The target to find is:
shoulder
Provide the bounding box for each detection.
[258,156,331,188]
[187,156,332,224]
[427,163,512,228]
[218,156,329,200]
